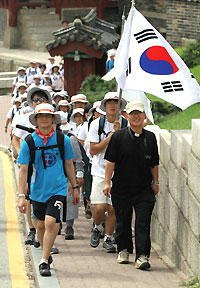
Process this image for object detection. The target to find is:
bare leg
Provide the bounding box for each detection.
[42,216,59,260]
[37,220,45,248]
[105,204,116,235]
[26,200,34,229]
[92,204,106,225]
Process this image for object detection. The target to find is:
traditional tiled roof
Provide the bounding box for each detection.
[46,9,120,52]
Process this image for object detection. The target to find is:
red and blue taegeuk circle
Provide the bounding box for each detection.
[139,46,179,75]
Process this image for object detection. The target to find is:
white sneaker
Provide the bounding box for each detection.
[135,255,151,270]
[117,249,129,264]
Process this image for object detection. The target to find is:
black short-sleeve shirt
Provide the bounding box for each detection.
[105,127,159,196]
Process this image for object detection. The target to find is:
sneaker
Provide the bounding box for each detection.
[51,245,59,254]
[135,255,151,270]
[117,249,129,264]
[103,237,116,253]
[25,231,35,245]
[39,262,51,277]
[33,239,40,248]
[65,226,74,240]
[90,228,101,248]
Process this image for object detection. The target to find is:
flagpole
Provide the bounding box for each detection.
[116,0,135,120]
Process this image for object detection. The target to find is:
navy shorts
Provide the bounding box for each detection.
[32,195,65,223]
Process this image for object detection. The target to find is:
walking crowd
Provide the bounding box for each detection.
[4,57,159,277]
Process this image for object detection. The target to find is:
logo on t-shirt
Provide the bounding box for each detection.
[45,153,56,167]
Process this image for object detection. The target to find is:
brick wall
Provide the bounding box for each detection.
[167,0,200,47]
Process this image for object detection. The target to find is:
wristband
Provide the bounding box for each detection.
[76,171,84,178]
[18,193,25,197]
[72,184,79,190]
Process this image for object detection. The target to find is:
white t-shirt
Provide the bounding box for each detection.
[7,105,18,119]
[77,121,92,162]
[26,67,41,84]
[12,75,27,95]
[88,117,115,178]
[51,73,63,90]
[13,112,35,140]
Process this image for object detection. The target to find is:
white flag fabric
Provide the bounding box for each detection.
[114,7,200,110]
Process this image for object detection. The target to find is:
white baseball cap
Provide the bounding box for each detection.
[29,103,61,126]
[125,102,145,114]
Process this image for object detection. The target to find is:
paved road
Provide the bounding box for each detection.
[0,93,187,287]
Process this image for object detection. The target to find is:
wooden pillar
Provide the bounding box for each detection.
[64,57,96,97]
[55,0,61,19]
[8,0,17,27]
[97,0,104,19]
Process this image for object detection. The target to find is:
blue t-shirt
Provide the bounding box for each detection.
[106,60,114,72]
[18,130,75,202]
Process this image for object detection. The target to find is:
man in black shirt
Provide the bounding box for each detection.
[103,101,159,270]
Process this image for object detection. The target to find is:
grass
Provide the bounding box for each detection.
[156,102,200,130]
[180,276,200,288]
[147,63,200,130]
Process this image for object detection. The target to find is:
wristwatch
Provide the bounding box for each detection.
[72,184,79,189]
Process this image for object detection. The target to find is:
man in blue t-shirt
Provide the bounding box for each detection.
[18,103,80,277]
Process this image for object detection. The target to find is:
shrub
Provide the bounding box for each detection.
[181,38,200,68]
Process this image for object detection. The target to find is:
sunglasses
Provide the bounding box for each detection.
[32,98,46,103]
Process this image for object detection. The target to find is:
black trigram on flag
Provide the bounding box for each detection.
[126,57,131,77]
[161,81,184,93]
[134,29,158,43]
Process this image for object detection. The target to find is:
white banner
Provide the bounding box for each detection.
[114,7,200,110]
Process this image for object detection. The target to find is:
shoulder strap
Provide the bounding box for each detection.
[25,134,36,164]
[121,117,128,129]
[56,130,65,161]
[98,115,106,142]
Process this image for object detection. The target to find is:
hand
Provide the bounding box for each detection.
[4,127,7,133]
[152,184,159,195]
[113,121,121,131]
[68,182,73,195]
[103,183,111,197]
[18,197,27,214]
[77,177,84,187]
[73,189,80,205]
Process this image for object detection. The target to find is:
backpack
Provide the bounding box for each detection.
[63,130,89,173]
[25,129,67,176]
[98,115,128,142]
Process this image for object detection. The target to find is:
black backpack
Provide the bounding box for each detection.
[25,129,67,175]
[98,115,128,142]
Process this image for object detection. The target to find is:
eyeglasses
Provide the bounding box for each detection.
[32,98,46,103]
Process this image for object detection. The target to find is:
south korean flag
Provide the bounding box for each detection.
[114,7,200,110]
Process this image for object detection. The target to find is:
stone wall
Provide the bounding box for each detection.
[0,9,7,41]
[151,120,200,279]
[167,0,200,47]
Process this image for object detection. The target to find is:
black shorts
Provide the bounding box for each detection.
[31,195,65,223]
